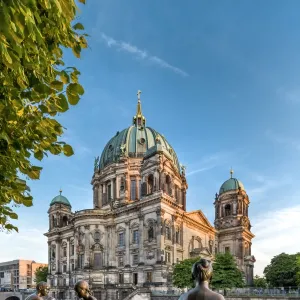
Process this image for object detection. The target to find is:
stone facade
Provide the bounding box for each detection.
[44,92,254,300]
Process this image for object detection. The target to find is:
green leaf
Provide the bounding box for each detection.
[73,23,84,30]
[22,198,33,207]
[63,144,74,156]
[69,82,84,95]
[72,44,81,58]
[5,224,18,232]
[56,94,69,112]
[27,166,42,180]
[66,83,82,105]
[8,212,18,220]
[50,80,64,91]
[34,150,44,161]
[60,71,70,84]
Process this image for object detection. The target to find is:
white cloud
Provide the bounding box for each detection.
[277,87,300,104]
[252,204,300,276]
[186,151,242,177]
[266,130,300,151]
[0,227,48,263]
[100,33,189,77]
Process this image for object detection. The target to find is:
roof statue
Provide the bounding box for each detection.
[94,156,100,171]
[180,164,186,176]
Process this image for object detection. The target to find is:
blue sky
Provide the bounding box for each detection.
[1,0,300,276]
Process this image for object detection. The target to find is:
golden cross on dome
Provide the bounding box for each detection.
[59,188,62,195]
[230,167,234,178]
[137,90,142,101]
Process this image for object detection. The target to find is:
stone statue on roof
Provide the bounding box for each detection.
[94,156,99,171]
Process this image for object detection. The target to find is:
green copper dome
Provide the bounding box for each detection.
[98,92,180,172]
[50,192,71,207]
[219,172,245,195]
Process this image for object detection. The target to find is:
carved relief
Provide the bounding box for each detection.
[146,250,155,260]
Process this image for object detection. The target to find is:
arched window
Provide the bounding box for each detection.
[225,204,231,216]
[52,216,56,228]
[62,216,68,226]
[165,175,172,195]
[148,174,154,194]
[175,229,180,244]
[94,231,100,243]
[165,226,171,240]
[94,251,102,269]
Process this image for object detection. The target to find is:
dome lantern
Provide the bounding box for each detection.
[132,90,146,128]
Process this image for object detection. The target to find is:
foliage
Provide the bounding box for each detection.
[264,253,300,287]
[173,257,200,289]
[0,0,87,232]
[34,266,48,283]
[296,255,300,286]
[253,275,268,288]
[211,252,244,289]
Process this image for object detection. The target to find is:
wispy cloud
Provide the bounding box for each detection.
[252,204,300,276]
[277,87,300,104]
[99,33,189,77]
[186,151,245,177]
[266,130,300,151]
[247,173,292,196]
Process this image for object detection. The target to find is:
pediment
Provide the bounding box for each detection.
[185,210,213,228]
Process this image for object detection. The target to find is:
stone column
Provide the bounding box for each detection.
[182,190,186,210]
[215,203,218,219]
[125,221,130,266]
[219,204,222,218]
[111,225,116,267]
[139,213,144,264]
[98,185,102,208]
[56,239,61,273]
[156,208,164,263]
[74,231,78,269]
[113,178,116,200]
[233,201,237,215]
[116,176,120,199]
[172,216,176,264]
[48,242,51,274]
[93,185,98,208]
[135,176,139,200]
[103,225,108,267]
[84,225,90,267]
[108,226,114,266]
[67,238,70,272]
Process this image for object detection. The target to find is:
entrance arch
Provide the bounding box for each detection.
[6,297,20,300]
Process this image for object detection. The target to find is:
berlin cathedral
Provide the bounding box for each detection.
[45,91,256,300]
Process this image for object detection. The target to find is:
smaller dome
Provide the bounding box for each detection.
[219,178,245,194]
[50,191,71,207]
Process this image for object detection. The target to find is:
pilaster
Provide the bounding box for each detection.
[125,221,130,266]
[138,212,144,264]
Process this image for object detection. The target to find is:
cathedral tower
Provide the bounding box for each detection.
[214,170,255,286]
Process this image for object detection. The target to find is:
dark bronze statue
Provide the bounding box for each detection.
[179,259,225,300]
[74,280,97,300]
[25,282,52,300]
